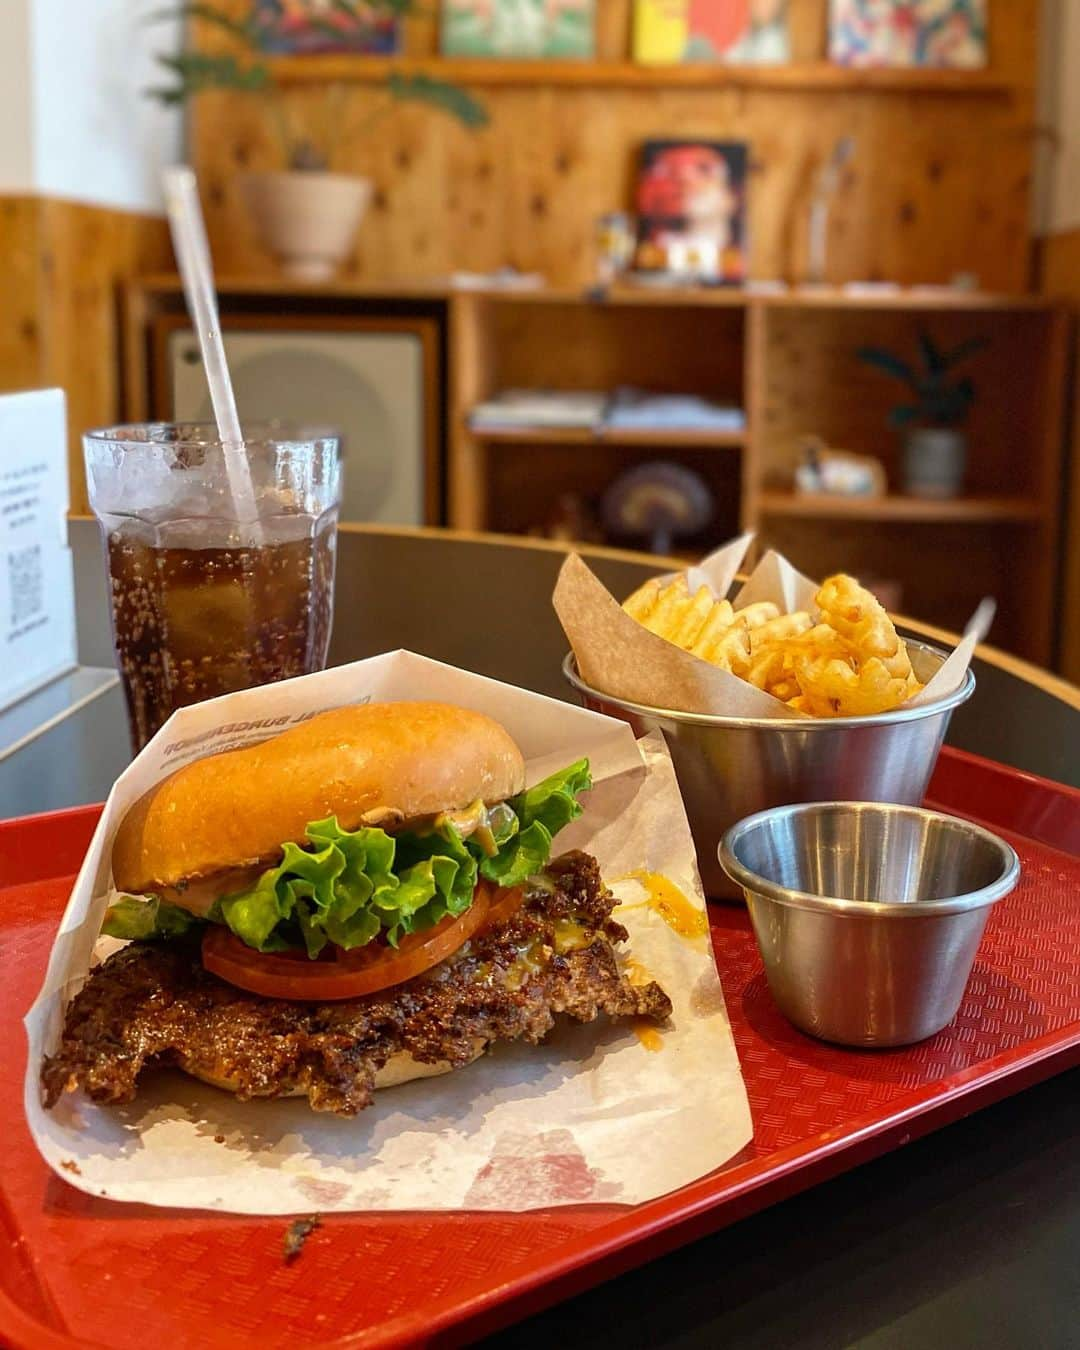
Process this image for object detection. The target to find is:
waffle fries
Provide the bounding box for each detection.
[622,572,922,718]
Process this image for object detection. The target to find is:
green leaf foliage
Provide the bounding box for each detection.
[858,330,988,428]
[148,50,268,104]
[102,895,200,940]
[387,72,489,127]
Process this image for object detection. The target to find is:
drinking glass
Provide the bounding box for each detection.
[84,423,340,752]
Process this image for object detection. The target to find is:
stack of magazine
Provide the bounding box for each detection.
[469,388,745,435]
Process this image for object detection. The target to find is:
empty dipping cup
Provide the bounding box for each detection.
[720,802,1020,1047]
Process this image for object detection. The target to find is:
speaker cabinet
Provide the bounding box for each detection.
[131,299,443,525]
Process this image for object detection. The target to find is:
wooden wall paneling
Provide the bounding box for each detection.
[0,197,46,392]
[189,0,1041,294]
[0,196,170,512]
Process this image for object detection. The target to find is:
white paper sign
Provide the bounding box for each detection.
[0,390,77,712]
[24,652,752,1213]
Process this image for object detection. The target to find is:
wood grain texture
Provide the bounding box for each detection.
[0,195,171,512]
[189,0,1040,292]
[0,198,44,392]
[1039,225,1080,682]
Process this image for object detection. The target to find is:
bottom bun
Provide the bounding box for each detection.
[182,1040,488,1098]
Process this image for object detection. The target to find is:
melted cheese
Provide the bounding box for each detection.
[504,939,549,991]
[553,919,593,954]
[633,1022,664,1052]
[613,870,708,940]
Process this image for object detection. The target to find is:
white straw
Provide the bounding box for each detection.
[162,165,259,526]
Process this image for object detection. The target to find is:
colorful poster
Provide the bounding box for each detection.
[634,140,749,283]
[829,0,988,68]
[634,1,790,66]
[254,0,400,55]
[441,1,596,58]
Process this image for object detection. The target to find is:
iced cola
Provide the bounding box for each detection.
[106,524,336,749]
[85,425,341,752]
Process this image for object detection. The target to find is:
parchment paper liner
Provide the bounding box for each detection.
[555,536,992,718]
[24,651,752,1213]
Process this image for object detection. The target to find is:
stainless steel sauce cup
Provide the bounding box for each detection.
[563,640,975,898]
[719,802,1020,1047]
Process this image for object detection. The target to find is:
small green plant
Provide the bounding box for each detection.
[146,1,487,171]
[857,332,988,428]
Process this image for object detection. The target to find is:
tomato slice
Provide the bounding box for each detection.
[202,887,492,1002]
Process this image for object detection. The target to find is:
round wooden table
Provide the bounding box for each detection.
[6,523,1079,1350]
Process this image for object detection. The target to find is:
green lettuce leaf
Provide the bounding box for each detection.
[102,894,199,941]
[478,819,552,888]
[214,816,478,956]
[117,758,593,958]
[509,758,591,837]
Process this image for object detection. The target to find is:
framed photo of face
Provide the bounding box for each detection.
[635,140,749,284]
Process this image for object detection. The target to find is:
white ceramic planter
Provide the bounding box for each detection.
[240,171,373,282]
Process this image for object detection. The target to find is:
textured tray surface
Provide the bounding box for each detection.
[2,750,1078,1350]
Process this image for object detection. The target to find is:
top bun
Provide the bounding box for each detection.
[112,702,526,895]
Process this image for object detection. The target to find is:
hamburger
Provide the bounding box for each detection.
[42,702,671,1115]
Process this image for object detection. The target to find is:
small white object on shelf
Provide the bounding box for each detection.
[450,269,546,292]
[842,281,902,296]
[606,388,746,433]
[794,437,887,497]
[470,389,608,431]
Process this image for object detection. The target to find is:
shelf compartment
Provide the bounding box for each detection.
[757,492,1046,523]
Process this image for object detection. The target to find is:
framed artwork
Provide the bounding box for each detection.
[254,1,401,56]
[441,1,596,59]
[634,1,790,66]
[829,0,988,68]
[634,140,749,284]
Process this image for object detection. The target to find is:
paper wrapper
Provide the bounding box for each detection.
[555,536,993,718]
[24,652,752,1214]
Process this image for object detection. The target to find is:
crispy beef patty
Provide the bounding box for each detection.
[42,851,671,1115]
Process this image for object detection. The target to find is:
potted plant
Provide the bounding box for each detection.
[857,332,987,499]
[148,2,487,281]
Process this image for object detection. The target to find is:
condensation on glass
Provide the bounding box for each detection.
[84,423,341,752]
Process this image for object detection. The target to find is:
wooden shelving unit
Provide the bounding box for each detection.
[124,277,1070,665]
[449,289,1069,663]
[268,55,1013,95]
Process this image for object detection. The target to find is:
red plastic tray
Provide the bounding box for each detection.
[2,747,1078,1350]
